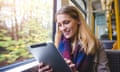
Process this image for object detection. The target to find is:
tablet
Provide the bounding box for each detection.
[28,42,72,72]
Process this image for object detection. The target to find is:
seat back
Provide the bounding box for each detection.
[105,49,120,72]
[102,40,115,49]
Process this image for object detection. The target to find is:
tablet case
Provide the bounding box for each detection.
[28,42,72,72]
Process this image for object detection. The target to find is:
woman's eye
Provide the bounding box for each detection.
[58,23,61,27]
[63,20,70,24]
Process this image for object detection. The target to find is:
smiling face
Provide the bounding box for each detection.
[56,14,79,39]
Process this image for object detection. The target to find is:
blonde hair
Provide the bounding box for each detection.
[55,5,99,55]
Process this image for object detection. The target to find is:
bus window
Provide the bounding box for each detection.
[0,0,53,67]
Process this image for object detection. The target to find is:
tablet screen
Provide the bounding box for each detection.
[28,42,72,72]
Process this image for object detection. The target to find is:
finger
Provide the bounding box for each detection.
[44,68,53,72]
[64,58,67,61]
[38,69,43,72]
[65,59,72,65]
[48,68,53,72]
[38,65,50,72]
[38,62,44,68]
[69,64,76,72]
[69,64,75,68]
[43,65,51,71]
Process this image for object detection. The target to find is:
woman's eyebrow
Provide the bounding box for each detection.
[63,20,70,24]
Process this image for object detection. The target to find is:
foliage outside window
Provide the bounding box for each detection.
[0,0,53,67]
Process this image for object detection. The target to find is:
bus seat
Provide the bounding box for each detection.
[102,40,115,49]
[105,49,120,72]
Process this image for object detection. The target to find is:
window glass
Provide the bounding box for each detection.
[95,13,107,39]
[0,0,53,67]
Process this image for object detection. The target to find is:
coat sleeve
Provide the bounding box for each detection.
[96,44,110,72]
[95,42,110,72]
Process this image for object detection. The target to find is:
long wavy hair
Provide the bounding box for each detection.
[54,5,99,55]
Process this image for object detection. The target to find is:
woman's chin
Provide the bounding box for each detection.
[64,35,71,39]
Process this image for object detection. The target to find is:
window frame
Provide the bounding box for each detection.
[0,0,56,71]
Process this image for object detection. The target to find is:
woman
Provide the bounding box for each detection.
[38,5,110,72]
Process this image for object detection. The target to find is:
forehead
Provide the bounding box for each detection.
[56,14,72,22]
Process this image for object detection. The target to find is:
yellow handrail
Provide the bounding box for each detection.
[108,14,112,40]
[114,0,120,49]
[92,15,95,34]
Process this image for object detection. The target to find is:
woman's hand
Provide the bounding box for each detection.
[38,62,53,72]
[64,58,77,72]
